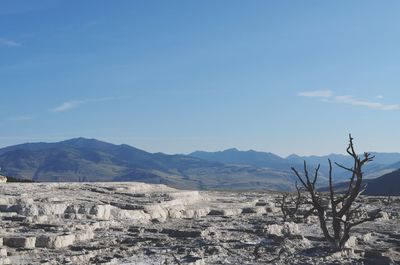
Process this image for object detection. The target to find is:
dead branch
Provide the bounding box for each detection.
[279,182,303,222]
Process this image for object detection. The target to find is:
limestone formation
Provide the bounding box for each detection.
[0,176,6,183]
[0,182,398,264]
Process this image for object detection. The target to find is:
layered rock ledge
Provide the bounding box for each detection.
[0,182,399,264]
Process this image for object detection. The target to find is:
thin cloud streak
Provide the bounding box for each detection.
[298,90,333,98]
[52,97,120,112]
[299,90,400,110]
[0,38,22,47]
[333,95,400,110]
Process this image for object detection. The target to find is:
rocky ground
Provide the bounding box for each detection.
[0,182,399,264]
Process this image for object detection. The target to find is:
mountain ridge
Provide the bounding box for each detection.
[189,148,400,185]
[0,138,294,191]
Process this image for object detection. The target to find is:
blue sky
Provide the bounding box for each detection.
[1,0,400,156]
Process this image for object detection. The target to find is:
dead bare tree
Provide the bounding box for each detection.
[279,182,303,222]
[383,196,393,206]
[291,134,380,250]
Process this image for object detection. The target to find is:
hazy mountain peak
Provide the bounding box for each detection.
[286,154,301,159]
[222,148,239,152]
[61,137,107,145]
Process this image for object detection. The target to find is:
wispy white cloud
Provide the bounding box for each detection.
[298,90,333,98]
[0,38,22,47]
[51,97,119,112]
[52,100,83,112]
[299,90,400,111]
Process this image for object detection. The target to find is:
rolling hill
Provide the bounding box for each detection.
[363,169,400,196]
[319,168,400,196]
[190,148,293,169]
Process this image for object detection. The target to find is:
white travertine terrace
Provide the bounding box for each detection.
[0,182,398,264]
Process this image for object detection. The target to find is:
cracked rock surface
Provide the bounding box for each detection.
[0,182,399,264]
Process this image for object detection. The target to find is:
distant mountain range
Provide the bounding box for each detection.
[0,138,293,191]
[0,138,398,193]
[189,149,400,182]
